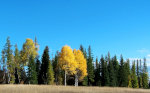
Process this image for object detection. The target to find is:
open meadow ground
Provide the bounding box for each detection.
[0,85,150,93]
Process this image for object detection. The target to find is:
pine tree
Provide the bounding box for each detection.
[20,68,27,84]
[101,55,109,86]
[40,46,50,84]
[142,58,149,89]
[28,54,37,84]
[131,61,139,88]
[79,45,87,59]
[112,55,119,86]
[47,60,54,85]
[118,55,128,87]
[4,37,15,84]
[14,67,19,84]
[52,51,63,85]
[124,59,131,87]
[136,60,140,88]
[104,56,110,86]
[108,61,116,87]
[94,58,101,86]
[14,45,21,84]
[87,46,95,86]
[139,59,143,88]
[108,53,115,87]
[35,57,41,84]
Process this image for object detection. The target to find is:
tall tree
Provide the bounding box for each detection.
[94,58,101,86]
[112,55,119,86]
[87,46,95,86]
[35,57,41,84]
[73,49,87,86]
[131,61,139,88]
[40,46,50,84]
[14,44,21,84]
[20,38,39,83]
[20,38,38,66]
[139,59,143,88]
[101,55,109,86]
[79,45,88,86]
[14,67,19,84]
[4,37,15,84]
[47,60,54,85]
[58,45,77,86]
[107,53,115,86]
[27,54,37,84]
[124,59,131,87]
[136,60,140,88]
[52,51,63,85]
[118,55,128,87]
[142,58,149,89]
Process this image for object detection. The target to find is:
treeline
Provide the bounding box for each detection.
[0,37,150,89]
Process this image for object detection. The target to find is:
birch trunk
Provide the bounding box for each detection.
[75,74,78,87]
[65,70,67,86]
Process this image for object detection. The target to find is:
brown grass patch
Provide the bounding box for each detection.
[0,85,149,93]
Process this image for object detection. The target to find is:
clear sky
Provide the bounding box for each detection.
[0,0,150,74]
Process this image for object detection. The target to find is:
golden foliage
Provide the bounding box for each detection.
[20,38,38,65]
[73,49,87,80]
[58,45,77,75]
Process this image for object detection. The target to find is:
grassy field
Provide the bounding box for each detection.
[0,85,150,93]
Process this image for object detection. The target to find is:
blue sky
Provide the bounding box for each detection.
[0,0,150,74]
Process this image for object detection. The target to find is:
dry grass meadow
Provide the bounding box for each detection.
[0,85,150,93]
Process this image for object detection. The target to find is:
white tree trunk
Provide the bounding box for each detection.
[75,74,78,87]
[65,70,67,86]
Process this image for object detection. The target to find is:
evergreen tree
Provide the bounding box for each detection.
[14,67,19,84]
[4,37,15,84]
[131,61,139,88]
[35,57,41,84]
[20,68,27,84]
[14,45,21,84]
[107,53,115,86]
[124,59,131,87]
[47,60,54,85]
[52,51,63,85]
[139,59,143,88]
[40,46,50,84]
[136,60,140,88]
[79,45,87,59]
[118,55,128,87]
[104,56,110,86]
[27,54,37,84]
[101,55,109,86]
[142,58,149,89]
[87,46,95,86]
[112,55,119,86]
[94,58,101,86]
[52,51,58,84]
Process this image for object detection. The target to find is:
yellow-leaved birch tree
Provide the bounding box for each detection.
[20,38,38,66]
[73,49,87,86]
[58,45,77,86]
